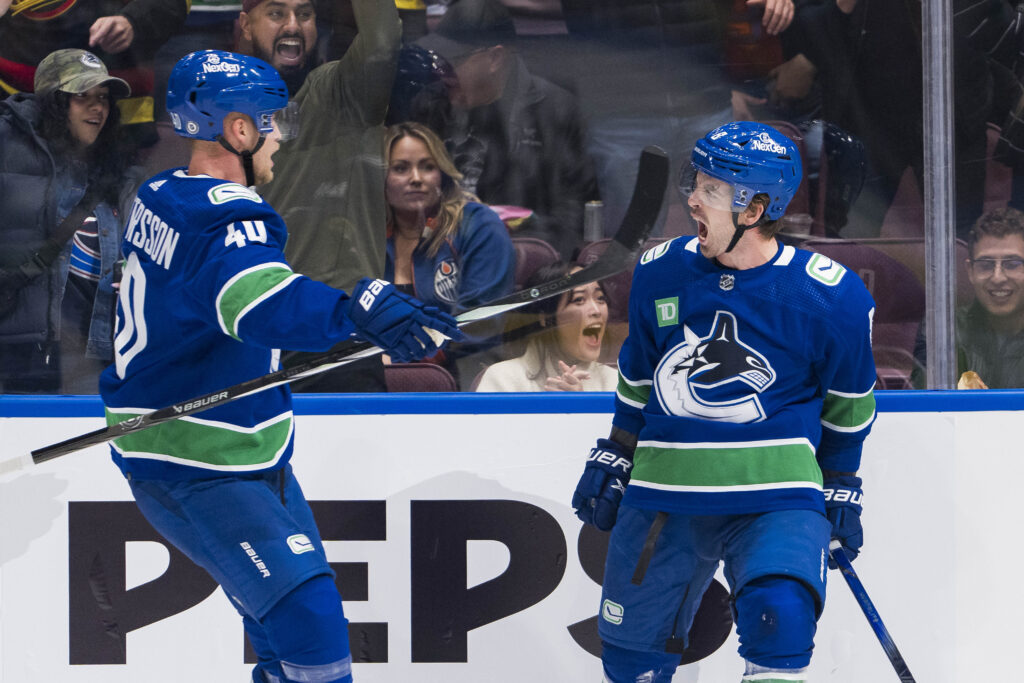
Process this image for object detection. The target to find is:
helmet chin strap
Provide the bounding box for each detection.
[723,207,767,254]
[216,135,266,187]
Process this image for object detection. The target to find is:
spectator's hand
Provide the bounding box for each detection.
[748,0,794,35]
[572,438,634,531]
[0,0,12,19]
[732,89,766,121]
[768,53,817,103]
[89,16,135,54]
[544,360,591,391]
[824,475,863,568]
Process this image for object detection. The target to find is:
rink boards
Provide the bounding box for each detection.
[1,391,1021,682]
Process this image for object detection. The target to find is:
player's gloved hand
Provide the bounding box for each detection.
[824,475,863,569]
[572,438,634,531]
[347,278,462,363]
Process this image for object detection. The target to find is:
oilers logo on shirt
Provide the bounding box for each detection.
[433,259,459,304]
[653,310,775,423]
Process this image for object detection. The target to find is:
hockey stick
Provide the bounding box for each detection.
[829,540,916,683]
[5,145,669,472]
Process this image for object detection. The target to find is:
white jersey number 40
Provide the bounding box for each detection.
[225,220,268,248]
[114,252,149,378]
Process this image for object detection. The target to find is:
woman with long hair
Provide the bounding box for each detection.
[475,261,618,392]
[383,121,515,382]
[0,48,133,392]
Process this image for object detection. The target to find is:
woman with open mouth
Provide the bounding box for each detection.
[475,260,618,392]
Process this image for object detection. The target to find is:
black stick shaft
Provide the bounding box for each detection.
[830,541,916,682]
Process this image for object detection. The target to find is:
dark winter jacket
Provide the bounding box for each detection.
[442,57,598,258]
[0,94,122,356]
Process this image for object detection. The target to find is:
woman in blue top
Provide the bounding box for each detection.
[383,121,515,383]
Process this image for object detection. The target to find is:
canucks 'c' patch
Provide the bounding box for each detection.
[805,253,846,286]
[640,238,674,265]
[208,183,263,205]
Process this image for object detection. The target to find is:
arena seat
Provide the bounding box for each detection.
[384,363,457,392]
[511,236,561,289]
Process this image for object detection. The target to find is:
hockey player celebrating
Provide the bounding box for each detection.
[99,50,460,683]
[572,121,876,683]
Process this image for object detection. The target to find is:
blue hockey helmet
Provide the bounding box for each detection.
[687,121,803,220]
[166,50,288,142]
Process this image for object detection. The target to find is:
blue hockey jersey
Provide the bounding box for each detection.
[99,168,361,480]
[614,237,877,516]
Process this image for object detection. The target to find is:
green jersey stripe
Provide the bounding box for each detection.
[216,263,295,340]
[617,372,651,407]
[631,439,822,488]
[106,408,293,471]
[821,390,876,431]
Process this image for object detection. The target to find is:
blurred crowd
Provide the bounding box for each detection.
[2,0,1024,394]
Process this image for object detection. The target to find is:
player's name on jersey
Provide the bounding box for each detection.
[124,198,181,270]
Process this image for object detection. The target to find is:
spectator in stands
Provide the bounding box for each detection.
[415,0,598,259]
[385,121,514,313]
[773,0,989,238]
[0,0,188,152]
[237,0,401,391]
[913,208,1024,389]
[560,0,794,239]
[475,261,617,392]
[384,121,514,383]
[0,49,133,393]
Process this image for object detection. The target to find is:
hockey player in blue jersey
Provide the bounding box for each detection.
[572,121,876,683]
[99,50,461,683]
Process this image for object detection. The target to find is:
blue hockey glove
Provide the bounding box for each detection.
[347,278,462,363]
[824,475,863,569]
[572,438,634,531]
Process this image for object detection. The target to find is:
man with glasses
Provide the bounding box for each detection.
[958,207,1024,388]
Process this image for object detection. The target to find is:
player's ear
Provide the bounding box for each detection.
[742,199,766,226]
[223,113,256,150]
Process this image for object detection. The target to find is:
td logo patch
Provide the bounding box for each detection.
[602,599,624,625]
[655,297,679,327]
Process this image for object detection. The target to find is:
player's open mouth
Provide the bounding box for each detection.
[696,220,708,241]
[275,38,304,63]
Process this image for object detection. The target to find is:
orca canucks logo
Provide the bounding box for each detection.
[653,311,775,422]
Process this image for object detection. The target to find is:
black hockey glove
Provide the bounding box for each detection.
[824,475,863,569]
[572,438,634,531]
[347,278,462,363]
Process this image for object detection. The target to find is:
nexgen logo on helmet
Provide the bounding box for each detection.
[166,50,288,141]
[686,121,803,221]
[750,131,787,155]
